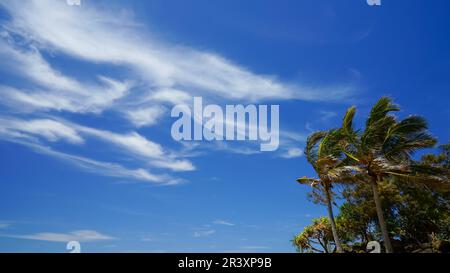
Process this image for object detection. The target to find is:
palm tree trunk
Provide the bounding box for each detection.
[325,184,344,253]
[370,176,394,253]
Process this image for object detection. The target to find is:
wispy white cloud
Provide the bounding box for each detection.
[193,229,216,238]
[177,126,306,158]
[147,89,192,105]
[28,142,182,185]
[76,126,163,157]
[0,38,131,114]
[0,118,84,144]
[0,0,355,103]
[72,121,195,172]
[0,135,182,185]
[239,246,270,250]
[304,110,339,133]
[124,106,166,128]
[0,222,11,229]
[0,0,356,186]
[280,147,303,159]
[0,117,195,173]
[213,220,235,226]
[4,230,114,243]
[318,110,337,123]
[141,236,156,242]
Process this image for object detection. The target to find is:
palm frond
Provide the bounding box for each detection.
[342,106,356,135]
[384,132,437,161]
[327,165,365,183]
[365,97,399,129]
[297,177,321,187]
[386,116,428,137]
[385,171,450,190]
[305,131,328,166]
[318,129,345,158]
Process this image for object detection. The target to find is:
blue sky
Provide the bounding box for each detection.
[0,0,449,253]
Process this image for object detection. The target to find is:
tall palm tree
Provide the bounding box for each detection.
[297,130,360,253]
[339,97,437,253]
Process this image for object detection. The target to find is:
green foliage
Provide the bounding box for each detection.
[305,131,328,167]
[294,96,450,253]
[295,176,450,253]
[293,217,336,253]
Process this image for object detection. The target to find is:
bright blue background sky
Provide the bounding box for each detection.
[0,0,449,252]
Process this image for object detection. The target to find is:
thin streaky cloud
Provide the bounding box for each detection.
[4,138,183,185]
[213,220,235,226]
[124,106,166,128]
[0,118,84,145]
[0,223,11,229]
[0,39,132,114]
[239,246,270,250]
[0,0,356,103]
[280,148,303,159]
[3,230,114,243]
[0,0,357,189]
[193,229,216,238]
[0,117,195,172]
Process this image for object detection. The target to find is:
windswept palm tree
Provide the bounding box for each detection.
[339,97,438,253]
[297,129,361,253]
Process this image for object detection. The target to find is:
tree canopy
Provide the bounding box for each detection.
[294,98,450,253]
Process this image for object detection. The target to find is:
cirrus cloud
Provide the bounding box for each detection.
[4,230,114,243]
[0,0,356,186]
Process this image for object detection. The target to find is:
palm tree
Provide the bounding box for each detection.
[297,130,361,253]
[339,97,437,253]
